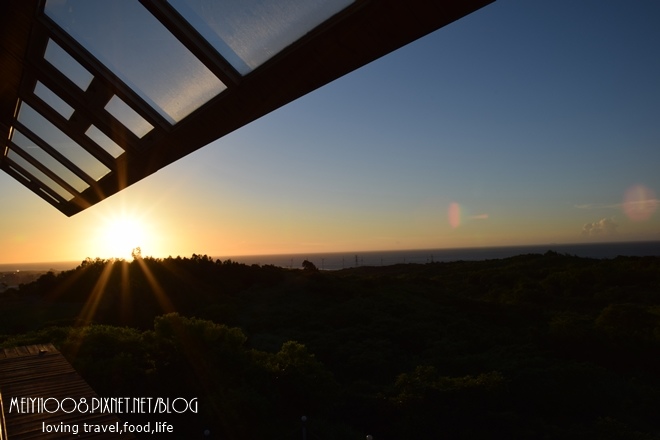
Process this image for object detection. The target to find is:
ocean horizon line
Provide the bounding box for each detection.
[2,240,660,273]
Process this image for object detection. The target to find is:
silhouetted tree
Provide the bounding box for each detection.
[302,260,318,272]
[131,246,142,259]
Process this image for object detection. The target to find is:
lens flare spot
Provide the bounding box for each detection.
[448,202,461,228]
[623,185,658,222]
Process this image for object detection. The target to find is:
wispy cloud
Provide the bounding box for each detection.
[576,185,659,223]
[574,203,621,210]
[623,198,660,221]
[447,202,489,228]
[581,218,618,236]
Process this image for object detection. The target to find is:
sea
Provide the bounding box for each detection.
[2,241,660,273]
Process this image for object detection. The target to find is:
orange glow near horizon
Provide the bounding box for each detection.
[1,177,658,267]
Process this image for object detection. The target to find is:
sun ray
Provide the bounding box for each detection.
[134,257,176,314]
[75,260,115,325]
[66,259,116,361]
[118,260,133,324]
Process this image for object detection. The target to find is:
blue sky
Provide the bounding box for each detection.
[1,0,659,263]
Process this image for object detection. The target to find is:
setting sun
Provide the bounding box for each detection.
[96,215,148,260]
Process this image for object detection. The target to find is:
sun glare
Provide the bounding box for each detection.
[98,215,148,260]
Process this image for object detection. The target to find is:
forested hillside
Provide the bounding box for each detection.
[1,252,659,439]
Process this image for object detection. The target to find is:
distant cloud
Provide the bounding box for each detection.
[581,218,618,236]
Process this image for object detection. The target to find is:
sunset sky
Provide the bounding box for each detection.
[1,0,659,264]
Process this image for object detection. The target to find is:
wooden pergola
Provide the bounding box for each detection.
[1,0,493,216]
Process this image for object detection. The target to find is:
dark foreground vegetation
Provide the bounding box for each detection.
[1,252,659,439]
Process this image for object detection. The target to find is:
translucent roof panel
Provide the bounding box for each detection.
[44,39,94,91]
[11,129,90,193]
[104,95,154,139]
[17,103,111,181]
[34,81,75,120]
[8,166,30,183]
[7,149,75,201]
[45,0,227,124]
[167,0,355,75]
[85,125,124,159]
